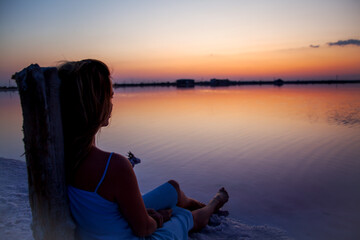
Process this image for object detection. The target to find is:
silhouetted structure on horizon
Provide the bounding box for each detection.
[274,79,284,86]
[176,79,195,88]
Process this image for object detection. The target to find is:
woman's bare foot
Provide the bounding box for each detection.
[191,187,229,231]
[208,187,229,212]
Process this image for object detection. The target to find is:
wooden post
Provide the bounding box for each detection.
[12,64,75,240]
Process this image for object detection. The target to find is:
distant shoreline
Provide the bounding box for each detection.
[2,79,360,91]
[0,86,18,91]
[113,79,360,88]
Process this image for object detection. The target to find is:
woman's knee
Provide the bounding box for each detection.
[168,180,186,207]
[168,180,180,192]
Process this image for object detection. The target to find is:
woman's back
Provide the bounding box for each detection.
[68,150,139,240]
[71,147,118,201]
[68,187,136,240]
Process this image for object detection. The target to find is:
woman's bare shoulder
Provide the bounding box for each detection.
[96,151,136,201]
[106,152,135,181]
[110,152,132,169]
[91,148,131,170]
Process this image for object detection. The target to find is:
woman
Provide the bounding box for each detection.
[58,59,229,240]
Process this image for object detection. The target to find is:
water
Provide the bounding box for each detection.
[1,85,360,239]
[0,91,23,161]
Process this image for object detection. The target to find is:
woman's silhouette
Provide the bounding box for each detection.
[59,59,229,239]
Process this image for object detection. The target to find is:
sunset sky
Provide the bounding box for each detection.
[0,0,359,85]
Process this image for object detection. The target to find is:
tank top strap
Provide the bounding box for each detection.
[94,152,114,193]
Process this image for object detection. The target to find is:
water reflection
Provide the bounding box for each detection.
[327,107,360,127]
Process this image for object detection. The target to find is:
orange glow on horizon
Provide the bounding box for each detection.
[110,46,360,81]
[1,42,359,83]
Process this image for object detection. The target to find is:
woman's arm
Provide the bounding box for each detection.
[105,153,157,237]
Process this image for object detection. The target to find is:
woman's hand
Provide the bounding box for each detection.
[157,209,172,223]
[147,208,172,228]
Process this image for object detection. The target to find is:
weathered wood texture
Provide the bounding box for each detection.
[12,64,75,240]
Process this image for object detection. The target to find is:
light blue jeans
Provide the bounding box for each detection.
[142,182,194,240]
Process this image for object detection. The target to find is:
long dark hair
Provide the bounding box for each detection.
[58,59,113,182]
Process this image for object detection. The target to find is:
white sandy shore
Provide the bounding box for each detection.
[0,157,32,240]
[0,157,290,240]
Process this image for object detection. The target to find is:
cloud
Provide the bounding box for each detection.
[309,44,320,48]
[328,39,360,47]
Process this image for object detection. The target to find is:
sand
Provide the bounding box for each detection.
[0,157,32,240]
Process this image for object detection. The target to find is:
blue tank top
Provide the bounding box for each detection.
[67,153,140,240]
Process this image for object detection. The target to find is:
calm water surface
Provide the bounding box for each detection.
[1,85,360,239]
